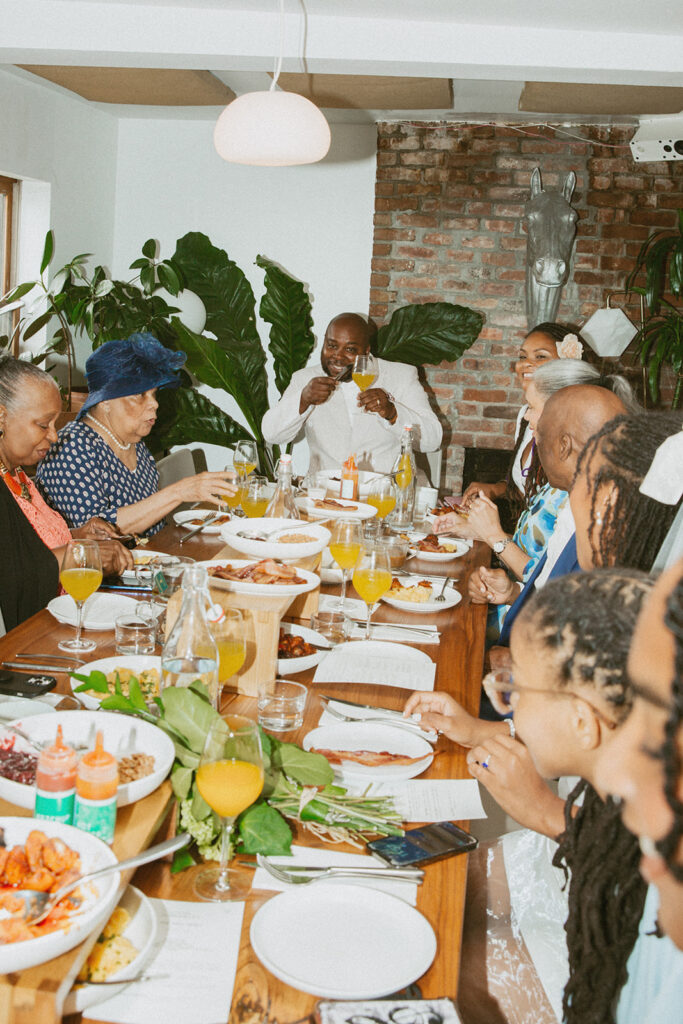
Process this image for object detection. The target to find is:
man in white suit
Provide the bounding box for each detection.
[261,313,442,474]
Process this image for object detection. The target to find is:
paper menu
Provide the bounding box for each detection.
[313,643,436,691]
[92,898,244,1024]
[361,780,487,822]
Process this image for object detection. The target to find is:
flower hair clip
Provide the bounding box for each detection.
[556,333,583,360]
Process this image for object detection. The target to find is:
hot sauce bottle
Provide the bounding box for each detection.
[34,724,78,825]
[340,454,359,500]
[73,731,118,844]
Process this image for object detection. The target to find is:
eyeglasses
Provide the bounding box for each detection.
[483,669,618,729]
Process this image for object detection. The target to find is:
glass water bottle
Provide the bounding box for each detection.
[265,453,301,519]
[391,424,417,529]
[161,564,220,708]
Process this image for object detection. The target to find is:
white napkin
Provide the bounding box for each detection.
[252,844,418,905]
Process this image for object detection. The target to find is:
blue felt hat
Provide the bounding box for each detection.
[77,333,187,420]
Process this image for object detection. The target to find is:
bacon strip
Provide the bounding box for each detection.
[208,559,306,585]
[311,747,431,767]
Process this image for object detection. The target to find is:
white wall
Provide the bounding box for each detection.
[112,116,377,470]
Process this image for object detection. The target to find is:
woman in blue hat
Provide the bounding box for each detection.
[37,334,238,537]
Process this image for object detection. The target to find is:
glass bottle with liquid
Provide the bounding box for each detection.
[391,424,417,529]
[265,454,300,519]
[161,564,220,708]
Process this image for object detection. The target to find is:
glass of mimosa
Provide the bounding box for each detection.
[209,608,247,696]
[58,540,103,653]
[194,714,264,901]
[233,440,258,477]
[242,475,270,518]
[352,353,378,392]
[220,467,245,514]
[352,542,392,640]
[328,518,361,613]
[366,475,397,527]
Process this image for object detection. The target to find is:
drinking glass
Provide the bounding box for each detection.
[352,542,392,640]
[366,474,397,524]
[242,475,270,518]
[209,608,247,694]
[58,540,103,653]
[194,715,264,901]
[352,352,378,392]
[233,440,258,477]
[327,518,361,613]
[220,466,246,513]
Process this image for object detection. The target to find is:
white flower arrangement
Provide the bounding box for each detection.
[556,333,584,360]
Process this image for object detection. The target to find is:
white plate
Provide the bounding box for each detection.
[0,817,119,974]
[220,517,331,561]
[314,470,386,500]
[48,593,139,630]
[173,509,233,534]
[407,534,470,562]
[250,884,437,998]
[303,721,433,781]
[0,709,174,810]
[277,623,329,676]
[382,577,462,614]
[69,655,162,711]
[64,885,158,1015]
[197,560,319,597]
[121,549,177,582]
[0,694,59,721]
[296,497,378,521]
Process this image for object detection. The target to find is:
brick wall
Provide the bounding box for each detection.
[370,123,683,492]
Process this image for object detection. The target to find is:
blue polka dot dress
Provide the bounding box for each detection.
[36,421,164,537]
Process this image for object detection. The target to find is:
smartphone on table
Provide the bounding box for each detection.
[367,821,477,868]
[0,671,57,698]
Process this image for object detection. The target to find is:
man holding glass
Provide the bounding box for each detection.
[261,313,442,474]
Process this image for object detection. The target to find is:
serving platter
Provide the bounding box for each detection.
[68,655,161,711]
[197,559,319,597]
[220,517,330,560]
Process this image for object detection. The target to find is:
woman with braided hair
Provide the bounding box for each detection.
[597,558,683,954]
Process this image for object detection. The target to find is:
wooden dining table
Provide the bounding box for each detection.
[0,521,488,1024]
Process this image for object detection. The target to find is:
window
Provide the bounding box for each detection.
[0,175,18,351]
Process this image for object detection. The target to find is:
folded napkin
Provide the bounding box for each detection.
[251,844,418,905]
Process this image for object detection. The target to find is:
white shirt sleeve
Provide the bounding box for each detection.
[261,367,317,445]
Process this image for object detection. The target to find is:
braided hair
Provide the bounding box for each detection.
[658,574,683,880]
[575,411,683,572]
[520,569,655,1024]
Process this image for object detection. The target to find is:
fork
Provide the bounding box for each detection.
[322,703,437,741]
[434,576,452,602]
[256,854,423,885]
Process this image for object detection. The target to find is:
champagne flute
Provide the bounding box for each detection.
[58,540,103,653]
[233,440,258,477]
[328,518,361,613]
[352,542,392,640]
[241,474,270,518]
[209,608,247,696]
[366,474,397,525]
[194,715,264,901]
[352,353,378,392]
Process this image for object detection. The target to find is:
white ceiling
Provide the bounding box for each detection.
[3,0,683,120]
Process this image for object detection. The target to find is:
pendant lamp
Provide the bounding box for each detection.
[213,0,331,167]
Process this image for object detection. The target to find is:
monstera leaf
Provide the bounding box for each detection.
[172,233,269,436]
[256,255,315,395]
[374,302,484,366]
[150,384,253,451]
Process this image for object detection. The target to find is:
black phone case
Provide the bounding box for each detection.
[0,671,57,697]
[367,821,478,867]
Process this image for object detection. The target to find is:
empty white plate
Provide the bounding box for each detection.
[48,593,138,630]
[250,884,436,998]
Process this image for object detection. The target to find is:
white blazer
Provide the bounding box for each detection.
[261,358,442,474]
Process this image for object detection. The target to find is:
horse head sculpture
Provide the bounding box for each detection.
[524,167,578,328]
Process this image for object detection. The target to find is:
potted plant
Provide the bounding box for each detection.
[625,209,683,408]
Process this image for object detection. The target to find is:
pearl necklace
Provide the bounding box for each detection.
[86,414,133,451]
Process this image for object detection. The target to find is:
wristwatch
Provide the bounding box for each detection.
[492,537,512,555]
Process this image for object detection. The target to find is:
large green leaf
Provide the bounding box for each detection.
[375,301,484,366]
[172,232,269,436]
[256,255,315,395]
[149,383,254,451]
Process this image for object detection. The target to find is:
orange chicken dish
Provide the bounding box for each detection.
[0,829,81,944]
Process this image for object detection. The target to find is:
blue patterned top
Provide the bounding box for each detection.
[36,421,163,537]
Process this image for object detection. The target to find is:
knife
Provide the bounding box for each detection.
[3,661,83,674]
[320,694,407,718]
[179,513,221,545]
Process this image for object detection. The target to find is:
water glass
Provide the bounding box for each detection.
[115,615,157,655]
[257,679,307,732]
[309,610,351,645]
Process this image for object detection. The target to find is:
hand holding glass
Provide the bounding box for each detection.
[328,518,361,612]
[352,543,392,640]
[58,540,103,653]
[194,715,263,901]
[220,467,245,512]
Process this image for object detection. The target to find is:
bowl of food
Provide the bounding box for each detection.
[69,656,161,711]
[0,816,119,973]
[220,517,331,561]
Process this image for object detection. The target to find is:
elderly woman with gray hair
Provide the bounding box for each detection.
[436,359,637,587]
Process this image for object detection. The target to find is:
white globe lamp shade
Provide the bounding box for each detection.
[155,287,207,335]
[214,90,331,166]
[581,306,638,358]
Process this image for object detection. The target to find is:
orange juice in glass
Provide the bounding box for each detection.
[242,475,270,517]
[58,540,103,653]
[367,475,397,522]
[328,518,362,613]
[352,542,392,639]
[233,440,258,477]
[352,352,378,392]
[209,608,247,692]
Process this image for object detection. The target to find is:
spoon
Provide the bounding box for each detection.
[10,833,190,925]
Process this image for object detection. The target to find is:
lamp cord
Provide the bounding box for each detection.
[271,0,285,90]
